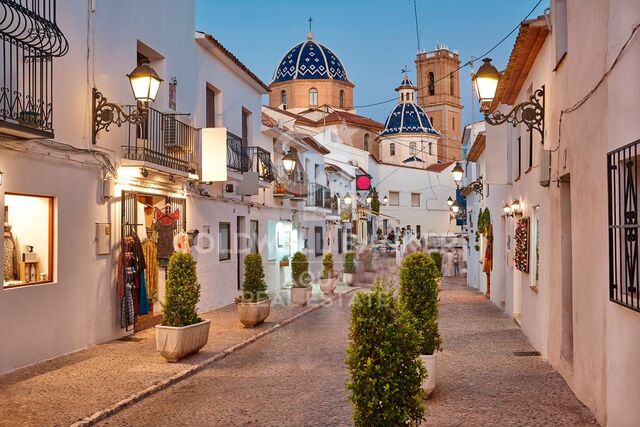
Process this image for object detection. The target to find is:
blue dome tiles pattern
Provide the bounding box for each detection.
[381,103,439,136]
[272,40,349,83]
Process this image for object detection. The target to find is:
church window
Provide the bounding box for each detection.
[339,90,345,108]
[363,134,370,151]
[409,142,416,155]
[390,143,396,156]
[401,93,404,102]
[281,90,287,108]
[429,142,433,155]
[450,75,455,96]
[309,88,318,106]
[452,117,455,130]
[428,72,435,96]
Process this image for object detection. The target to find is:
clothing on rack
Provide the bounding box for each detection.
[175,230,190,254]
[118,232,148,329]
[3,223,19,281]
[155,208,179,259]
[138,271,149,315]
[141,239,158,301]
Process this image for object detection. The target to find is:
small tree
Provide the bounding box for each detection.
[399,252,442,355]
[162,252,201,327]
[239,253,268,303]
[291,251,310,287]
[343,252,356,274]
[371,188,380,215]
[321,252,335,279]
[346,280,426,426]
[430,252,443,277]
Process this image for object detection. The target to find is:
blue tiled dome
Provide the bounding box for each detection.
[381,102,439,136]
[272,35,350,83]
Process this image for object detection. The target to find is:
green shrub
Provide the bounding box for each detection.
[321,252,335,279]
[399,252,442,355]
[371,188,380,215]
[346,281,426,426]
[291,251,310,287]
[430,252,443,276]
[239,253,268,302]
[344,252,356,274]
[281,255,289,262]
[162,252,201,327]
[361,250,374,272]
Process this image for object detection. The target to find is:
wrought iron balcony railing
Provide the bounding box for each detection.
[226,132,274,181]
[122,107,198,174]
[0,0,69,134]
[272,165,308,198]
[306,182,332,209]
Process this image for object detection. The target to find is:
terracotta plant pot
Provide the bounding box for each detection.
[319,277,338,294]
[237,298,271,327]
[290,286,312,306]
[343,272,355,286]
[279,260,289,267]
[155,319,211,362]
[420,353,437,397]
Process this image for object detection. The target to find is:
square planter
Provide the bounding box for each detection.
[237,298,271,327]
[290,286,312,306]
[319,277,338,294]
[343,272,355,286]
[155,319,211,362]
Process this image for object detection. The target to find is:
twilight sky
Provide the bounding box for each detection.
[195,0,548,126]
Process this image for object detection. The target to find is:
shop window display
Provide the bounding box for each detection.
[3,193,54,288]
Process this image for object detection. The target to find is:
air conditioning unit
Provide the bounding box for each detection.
[539,147,551,187]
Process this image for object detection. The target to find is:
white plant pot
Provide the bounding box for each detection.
[290,286,312,306]
[237,298,272,328]
[343,272,355,286]
[319,277,338,294]
[420,353,437,396]
[155,319,211,362]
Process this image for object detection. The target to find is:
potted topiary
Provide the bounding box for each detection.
[236,254,271,327]
[359,249,376,283]
[346,280,426,425]
[430,252,443,277]
[343,252,356,286]
[399,252,442,396]
[319,252,338,294]
[290,251,312,306]
[279,255,290,267]
[155,252,210,362]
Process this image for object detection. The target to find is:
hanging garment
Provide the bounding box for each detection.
[131,233,146,272]
[141,239,158,301]
[3,225,19,281]
[175,230,190,254]
[138,270,150,315]
[120,283,136,330]
[155,208,179,260]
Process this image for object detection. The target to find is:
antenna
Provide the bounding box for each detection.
[413,0,421,52]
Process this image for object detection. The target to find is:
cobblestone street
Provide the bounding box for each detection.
[97,276,599,427]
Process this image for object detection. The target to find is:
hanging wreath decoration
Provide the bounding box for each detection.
[515,217,530,273]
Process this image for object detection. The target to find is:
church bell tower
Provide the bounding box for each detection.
[415,45,463,162]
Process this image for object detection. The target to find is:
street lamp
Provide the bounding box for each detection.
[473,58,500,109]
[382,195,388,205]
[510,199,522,216]
[366,194,372,205]
[451,200,461,214]
[282,151,297,174]
[503,203,512,216]
[92,61,163,144]
[343,193,352,205]
[473,57,545,142]
[452,163,464,186]
[447,196,454,207]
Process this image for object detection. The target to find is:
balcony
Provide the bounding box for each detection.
[0,0,69,137]
[122,108,198,175]
[306,182,332,209]
[273,166,308,199]
[226,132,274,181]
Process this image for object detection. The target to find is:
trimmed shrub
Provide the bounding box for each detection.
[291,251,310,287]
[321,252,335,279]
[344,252,356,274]
[162,252,201,327]
[239,253,268,302]
[346,281,426,426]
[399,252,442,355]
[430,252,443,276]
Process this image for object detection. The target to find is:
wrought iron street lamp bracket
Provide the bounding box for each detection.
[464,176,484,199]
[484,85,545,142]
[92,88,148,145]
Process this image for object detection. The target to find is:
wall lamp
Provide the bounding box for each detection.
[473,58,545,143]
[92,61,163,145]
[382,195,388,206]
[366,194,372,205]
[447,196,454,207]
[282,150,297,174]
[343,192,352,206]
[509,199,523,216]
[452,162,464,187]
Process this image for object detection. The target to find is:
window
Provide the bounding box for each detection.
[531,206,540,287]
[450,75,455,96]
[338,229,343,254]
[428,72,435,96]
[389,191,400,206]
[346,229,352,251]
[411,193,420,207]
[339,89,344,108]
[428,142,433,155]
[416,225,421,237]
[3,193,54,288]
[363,134,370,151]
[452,117,455,131]
[250,220,259,254]
[409,142,416,155]
[206,87,216,128]
[314,226,323,256]
[389,143,395,156]
[554,0,568,66]
[280,90,287,108]
[401,93,405,102]
[309,88,318,106]
[242,109,250,147]
[219,222,231,261]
